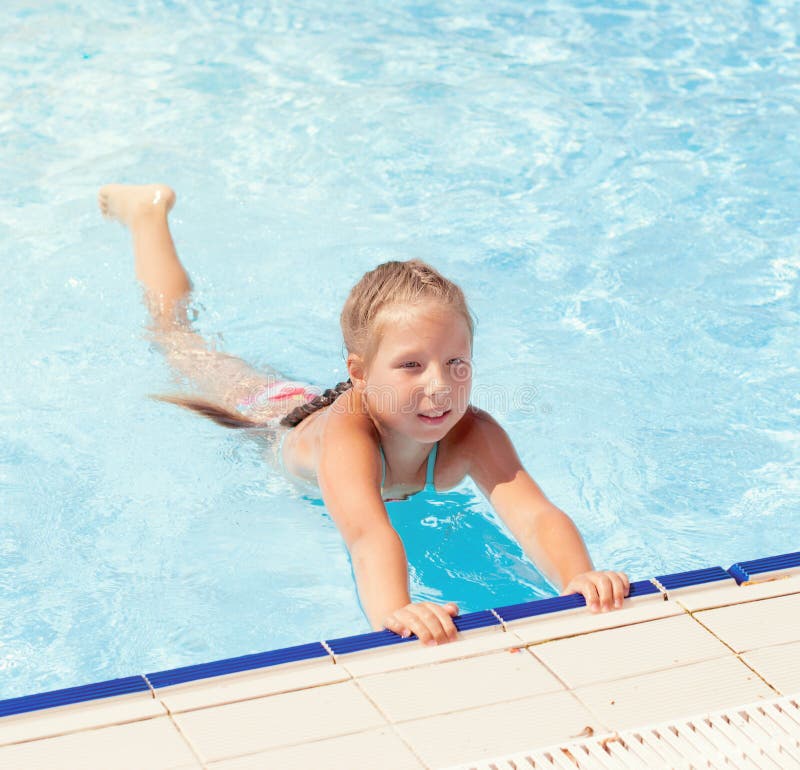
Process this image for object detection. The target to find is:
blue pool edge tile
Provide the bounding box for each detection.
[0,676,149,719]
[146,641,330,690]
[492,579,660,623]
[654,566,731,592]
[326,609,500,656]
[728,551,800,584]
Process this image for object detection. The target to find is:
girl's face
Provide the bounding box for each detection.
[361,303,473,441]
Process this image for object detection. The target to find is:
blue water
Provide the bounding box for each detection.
[1,0,798,699]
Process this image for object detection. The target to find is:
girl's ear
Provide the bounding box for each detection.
[346,353,368,389]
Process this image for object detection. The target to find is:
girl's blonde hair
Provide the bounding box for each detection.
[153,259,475,429]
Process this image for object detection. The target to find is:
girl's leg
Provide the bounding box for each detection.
[98,184,289,413]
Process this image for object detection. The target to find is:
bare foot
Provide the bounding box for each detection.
[98,184,176,228]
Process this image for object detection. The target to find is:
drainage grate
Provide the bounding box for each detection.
[442,692,800,769]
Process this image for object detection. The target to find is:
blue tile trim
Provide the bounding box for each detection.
[728,551,800,584]
[146,641,329,689]
[655,566,730,591]
[493,593,586,622]
[628,579,661,598]
[327,628,414,655]
[325,610,500,655]
[492,580,659,623]
[454,609,501,632]
[0,676,149,718]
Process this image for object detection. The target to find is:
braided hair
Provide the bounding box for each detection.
[279,378,353,427]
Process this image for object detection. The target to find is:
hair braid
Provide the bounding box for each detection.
[279,378,353,428]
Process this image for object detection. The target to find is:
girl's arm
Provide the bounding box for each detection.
[317,410,459,642]
[465,407,629,611]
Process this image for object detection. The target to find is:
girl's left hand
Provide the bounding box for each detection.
[562,570,630,612]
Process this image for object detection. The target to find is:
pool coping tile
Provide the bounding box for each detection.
[205,727,425,770]
[394,689,600,768]
[571,655,777,731]
[0,715,200,770]
[155,656,350,715]
[172,680,387,764]
[740,640,800,695]
[693,592,800,653]
[355,646,565,723]
[529,613,735,689]
[0,690,165,748]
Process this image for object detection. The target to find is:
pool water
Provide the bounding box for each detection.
[1,0,798,699]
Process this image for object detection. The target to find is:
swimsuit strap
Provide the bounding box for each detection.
[425,441,439,491]
[379,442,438,495]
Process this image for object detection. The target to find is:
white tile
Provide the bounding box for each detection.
[695,593,800,652]
[174,680,386,763]
[340,625,526,678]
[510,596,684,645]
[741,641,800,694]
[531,614,733,688]
[573,656,776,731]
[0,716,198,770]
[156,658,348,714]
[0,692,165,747]
[395,690,599,768]
[673,573,800,612]
[357,648,564,722]
[207,727,424,770]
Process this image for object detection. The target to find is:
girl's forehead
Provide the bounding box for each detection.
[377,305,470,347]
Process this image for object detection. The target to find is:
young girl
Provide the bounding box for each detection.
[99,183,630,648]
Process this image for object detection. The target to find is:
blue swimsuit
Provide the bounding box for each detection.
[279,429,439,502]
[380,441,439,502]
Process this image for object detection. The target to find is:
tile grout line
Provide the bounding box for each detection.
[347,675,431,769]
[678,604,784,698]
[148,677,215,770]
[519,645,616,738]
[190,724,419,769]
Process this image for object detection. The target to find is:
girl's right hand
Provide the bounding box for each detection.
[383,601,460,646]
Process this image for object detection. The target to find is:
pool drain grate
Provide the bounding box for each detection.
[442,692,800,769]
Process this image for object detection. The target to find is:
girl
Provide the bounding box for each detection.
[99,183,630,647]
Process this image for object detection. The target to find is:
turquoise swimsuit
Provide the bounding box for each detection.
[380,441,439,502]
[279,430,439,502]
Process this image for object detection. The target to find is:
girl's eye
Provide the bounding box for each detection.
[400,362,418,368]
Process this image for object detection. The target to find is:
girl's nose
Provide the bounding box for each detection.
[425,374,451,399]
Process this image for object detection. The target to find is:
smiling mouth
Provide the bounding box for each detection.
[418,409,451,420]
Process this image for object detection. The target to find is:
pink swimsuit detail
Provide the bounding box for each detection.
[237,380,320,412]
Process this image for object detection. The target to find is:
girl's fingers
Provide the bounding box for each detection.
[424,602,458,641]
[611,573,627,608]
[382,616,409,637]
[581,581,600,612]
[594,573,615,611]
[393,603,457,645]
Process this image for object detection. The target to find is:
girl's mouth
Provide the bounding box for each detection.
[418,410,451,425]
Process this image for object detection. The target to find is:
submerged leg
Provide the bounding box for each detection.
[98,184,290,413]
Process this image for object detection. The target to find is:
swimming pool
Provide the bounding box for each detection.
[1,0,797,700]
